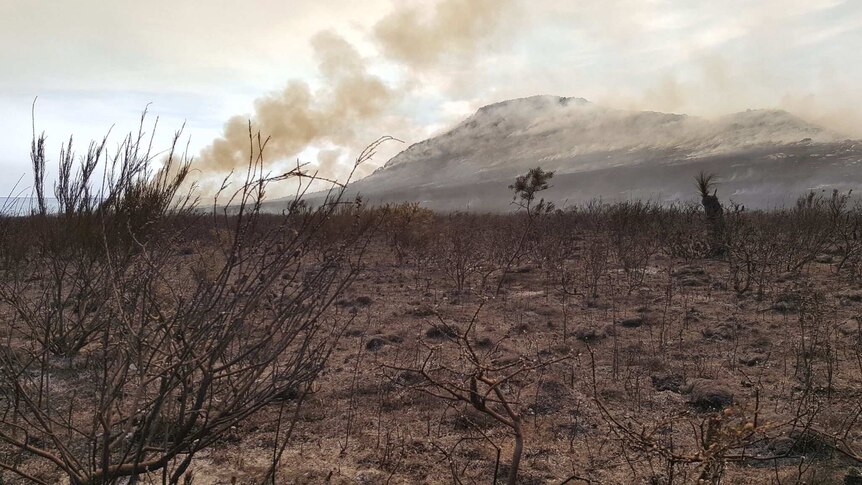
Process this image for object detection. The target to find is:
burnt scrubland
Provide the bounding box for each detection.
[0,129,861,484]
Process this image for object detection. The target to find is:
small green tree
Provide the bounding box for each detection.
[490,167,556,297]
[509,167,555,216]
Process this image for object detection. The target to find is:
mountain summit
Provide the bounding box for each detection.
[278,96,860,210]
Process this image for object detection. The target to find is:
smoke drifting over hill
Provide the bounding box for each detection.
[194,0,515,189]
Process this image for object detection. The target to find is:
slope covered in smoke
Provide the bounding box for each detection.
[380,95,835,170]
[271,96,861,211]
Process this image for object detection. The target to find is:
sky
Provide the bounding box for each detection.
[1,0,861,197]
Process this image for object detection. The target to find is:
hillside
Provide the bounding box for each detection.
[273,96,861,210]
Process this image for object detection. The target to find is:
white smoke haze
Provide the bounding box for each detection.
[584,46,862,139]
[381,95,841,178]
[315,148,344,176]
[477,0,862,137]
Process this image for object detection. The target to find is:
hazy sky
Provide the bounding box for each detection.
[2,0,861,196]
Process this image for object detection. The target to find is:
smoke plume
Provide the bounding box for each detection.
[196,31,395,182]
[192,0,517,194]
[374,0,516,69]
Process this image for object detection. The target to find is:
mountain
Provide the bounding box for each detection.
[274,95,862,211]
